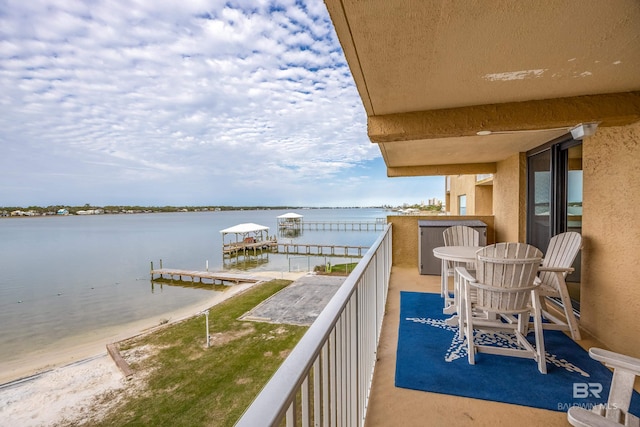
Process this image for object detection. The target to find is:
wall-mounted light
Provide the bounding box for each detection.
[570,122,599,140]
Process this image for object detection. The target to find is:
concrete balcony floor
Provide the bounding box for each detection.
[364,266,602,427]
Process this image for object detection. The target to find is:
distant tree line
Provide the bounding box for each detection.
[1,204,392,216]
[402,202,443,212]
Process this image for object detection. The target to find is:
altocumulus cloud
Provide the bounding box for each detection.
[0,0,443,207]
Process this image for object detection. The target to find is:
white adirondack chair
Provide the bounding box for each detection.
[534,231,583,340]
[567,348,640,427]
[456,242,547,374]
[442,225,481,303]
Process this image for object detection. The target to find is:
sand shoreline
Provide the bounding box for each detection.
[0,271,308,426]
[0,270,306,386]
[1,285,251,386]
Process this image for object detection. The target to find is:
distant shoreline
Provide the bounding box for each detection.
[1,205,392,218]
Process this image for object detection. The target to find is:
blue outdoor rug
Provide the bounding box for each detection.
[395,291,640,414]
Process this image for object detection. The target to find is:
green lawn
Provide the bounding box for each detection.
[314,261,359,275]
[90,280,307,427]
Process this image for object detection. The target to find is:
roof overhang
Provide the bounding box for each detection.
[220,223,270,234]
[324,0,640,176]
[277,213,304,219]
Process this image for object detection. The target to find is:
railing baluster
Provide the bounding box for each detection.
[336,317,343,425]
[349,297,358,426]
[313,358,320,427]
[330,328,336,427]
[322,342,329,427]
[286,399,296,427]
[302,376,310,427]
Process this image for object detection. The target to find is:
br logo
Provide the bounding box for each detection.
[573,382,603,399]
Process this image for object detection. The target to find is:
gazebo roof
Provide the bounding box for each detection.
[277,212,303,219]
[220,223,269,234]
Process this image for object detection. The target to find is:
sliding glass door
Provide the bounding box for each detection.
[527,148,552,252]
[527,136,583,310]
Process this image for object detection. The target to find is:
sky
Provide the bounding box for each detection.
[0,0,444,208]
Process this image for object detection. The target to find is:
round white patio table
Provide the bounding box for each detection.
[432,246,482,315]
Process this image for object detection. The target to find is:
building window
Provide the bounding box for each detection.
[458,195,466,215]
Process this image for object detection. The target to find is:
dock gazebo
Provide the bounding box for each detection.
[277,212,303,228]
[277,212,304,237]
[220,223,277,257]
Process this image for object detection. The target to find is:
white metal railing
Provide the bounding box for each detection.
[235,224,392,427]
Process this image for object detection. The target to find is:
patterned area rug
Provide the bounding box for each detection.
[395,291,640,414]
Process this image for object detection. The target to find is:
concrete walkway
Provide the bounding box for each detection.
[241,274,346,326]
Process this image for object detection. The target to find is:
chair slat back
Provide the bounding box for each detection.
[443,226,481,270]
[443,225,480,247]
[475,243,543,312]
[539,232,582,289]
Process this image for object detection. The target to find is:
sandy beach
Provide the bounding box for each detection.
[0,271,307,426]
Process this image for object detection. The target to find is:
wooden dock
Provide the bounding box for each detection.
[150,268,261,285]
[288,220,387,231]
[221,241,369,257]
[276,243,367,257]
[222,239,278,256]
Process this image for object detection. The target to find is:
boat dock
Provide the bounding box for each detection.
[223,239,278,256]
[289,220,387,231]
[276,243,367,257]
[150,268,261,285]
[221,241,368,257]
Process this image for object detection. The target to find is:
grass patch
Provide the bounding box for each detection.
[87,280,307,427]
[314,261,359,275]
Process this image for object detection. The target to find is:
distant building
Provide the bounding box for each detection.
[11,210,37,216]
[76,209,103,215]
[57,209,69,215]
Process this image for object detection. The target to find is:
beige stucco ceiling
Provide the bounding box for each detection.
[324,0,640,175]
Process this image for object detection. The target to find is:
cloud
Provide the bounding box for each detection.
[0,0,443,207]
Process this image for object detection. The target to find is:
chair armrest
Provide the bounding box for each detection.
[589,348,640,375]
[567,406,622,427]
[539,266,575,273]
[455,266,476,283]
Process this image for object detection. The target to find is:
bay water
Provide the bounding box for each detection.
[0,208,387,369]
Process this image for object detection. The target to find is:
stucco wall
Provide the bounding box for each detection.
[388,215,495,268]
[475,184,493,216]
[447,175,493,216]
[448,175,476,214]
[580,122,640,358]
[493,153,526,242]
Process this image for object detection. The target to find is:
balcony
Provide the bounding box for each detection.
[318,5,640,417]
[237,222,608,426]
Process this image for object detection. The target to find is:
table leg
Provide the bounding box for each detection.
[440,258,447,299]
[443,259,458,315]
